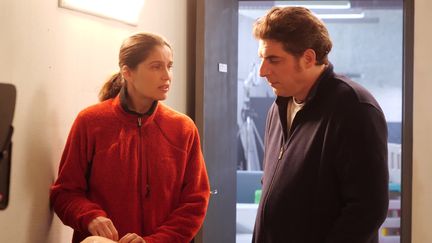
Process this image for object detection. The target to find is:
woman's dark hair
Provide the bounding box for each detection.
[99,33,171,101]
[253,7,332,65]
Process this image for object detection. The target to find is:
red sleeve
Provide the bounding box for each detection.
[49,113,107,233]
[144,126,210,243]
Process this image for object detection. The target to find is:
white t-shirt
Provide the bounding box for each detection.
[287,97,305,131]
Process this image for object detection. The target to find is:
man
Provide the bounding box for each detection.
[252,7,389,243]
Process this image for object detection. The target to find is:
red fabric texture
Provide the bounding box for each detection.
[50,96,210,243]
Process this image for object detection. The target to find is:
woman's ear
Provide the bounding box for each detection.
[121,65,132,82]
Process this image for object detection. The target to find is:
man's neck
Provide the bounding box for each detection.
[294,64,327,103]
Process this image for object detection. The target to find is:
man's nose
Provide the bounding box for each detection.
[259,60,269,77]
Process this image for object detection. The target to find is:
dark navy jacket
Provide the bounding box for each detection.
[253,64,389,243]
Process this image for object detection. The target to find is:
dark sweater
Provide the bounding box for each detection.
[253,64,389,243]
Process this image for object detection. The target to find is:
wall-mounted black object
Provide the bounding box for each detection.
[0,83,16,210]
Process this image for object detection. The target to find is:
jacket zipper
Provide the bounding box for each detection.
[260,138,285,232]
[137,117,144,232]
[260,110,301,233]
[137,117,150,198]
[278,146,284,160]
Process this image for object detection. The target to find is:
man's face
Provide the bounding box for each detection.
[258,39,307,97]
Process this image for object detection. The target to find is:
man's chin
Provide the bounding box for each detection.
[273,88,291,97]
[272,89,287,97]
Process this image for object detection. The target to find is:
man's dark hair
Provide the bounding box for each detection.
[253,7,332,65]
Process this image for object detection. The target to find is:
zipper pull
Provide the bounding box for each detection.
[145,184,150,197]
[278,146,284,160]
[137,117,142,127]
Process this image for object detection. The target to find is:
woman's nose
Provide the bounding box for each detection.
[162,68,172,80]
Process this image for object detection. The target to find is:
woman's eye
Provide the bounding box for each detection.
[151,65,161,70]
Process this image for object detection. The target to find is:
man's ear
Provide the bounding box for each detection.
[302,49,317,68]
[121,65,132,82]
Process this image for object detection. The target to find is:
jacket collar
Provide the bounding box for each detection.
[119,84,157,116]
[276,63,335,108]
[274,63,335,139]
[112,85,158,126]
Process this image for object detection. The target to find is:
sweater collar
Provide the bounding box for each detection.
[113,85,158,126]
[119,85,157,116]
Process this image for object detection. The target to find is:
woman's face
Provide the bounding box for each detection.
[124,45,173,103]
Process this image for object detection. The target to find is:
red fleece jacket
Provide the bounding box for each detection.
[50,96,210,243]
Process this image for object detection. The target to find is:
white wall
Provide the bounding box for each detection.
[413,0,432,242]
[0,0,188,242]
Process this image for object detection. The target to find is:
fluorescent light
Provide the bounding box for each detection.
[274,1,364,20]
[276,1,351,10]
[316,12,365,19]
[59,0,146,26]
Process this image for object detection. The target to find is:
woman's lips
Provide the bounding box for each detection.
[159,84,170,92]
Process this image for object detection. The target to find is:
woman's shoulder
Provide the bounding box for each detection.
[76,99,115,121]
[155,103,197,131]
[157,103,194,122]
[154,103,201,150]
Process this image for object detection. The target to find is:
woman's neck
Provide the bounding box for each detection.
[127,96,153,114]
[125,85,153,114]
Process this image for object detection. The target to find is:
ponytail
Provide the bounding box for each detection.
[98,72,123,101]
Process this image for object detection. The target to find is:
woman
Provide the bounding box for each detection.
[50,32,210,243]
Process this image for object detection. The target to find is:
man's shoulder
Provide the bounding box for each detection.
[328,75,381,111]
[321,75,385,125]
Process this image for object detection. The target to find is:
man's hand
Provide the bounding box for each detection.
[88,216,119,241]
[118,233,146,243]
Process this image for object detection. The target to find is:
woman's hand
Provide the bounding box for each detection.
[88,216,119,241]
[118,233,146,243]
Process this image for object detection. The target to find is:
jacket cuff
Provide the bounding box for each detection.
[80,210,108,233]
